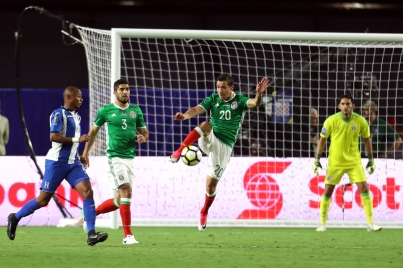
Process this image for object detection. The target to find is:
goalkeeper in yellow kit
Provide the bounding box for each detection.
[312,94,382,232]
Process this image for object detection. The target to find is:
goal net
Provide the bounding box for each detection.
[67,26,403,229]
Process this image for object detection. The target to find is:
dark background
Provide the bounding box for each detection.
[1,0,403,89]
[1,0,403,156]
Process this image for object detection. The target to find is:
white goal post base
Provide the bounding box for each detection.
[57,218,403,229]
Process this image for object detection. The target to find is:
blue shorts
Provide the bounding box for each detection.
[41,160,90,193]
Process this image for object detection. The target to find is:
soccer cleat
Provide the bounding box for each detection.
[87,232,108,246]
[7,213,20,240]
[316,224,327,232]
[168,151,181,163]
[198,222,207,232]
[198,212,208,232]
[123,235,139,244]
[81,210,88,233]
[367,223,382,232]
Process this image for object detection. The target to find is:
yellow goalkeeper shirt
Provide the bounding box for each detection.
[320,112,370,168]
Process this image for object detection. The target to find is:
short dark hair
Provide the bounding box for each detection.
[114,78,129,91]
[217,74,234,87]
[339,94,354,104]
[63,86,79,98]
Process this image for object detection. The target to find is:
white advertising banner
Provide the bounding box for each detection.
[1,156,402,226]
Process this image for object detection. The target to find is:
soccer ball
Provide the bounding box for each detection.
[181,145,202,166]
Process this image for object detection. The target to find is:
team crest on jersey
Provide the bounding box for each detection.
[130,111,136,118]
[119,175,125,181]
[53,113,59,125]
[352,125,357,131]
[230,101,238,109]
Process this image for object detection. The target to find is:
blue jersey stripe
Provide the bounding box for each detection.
[45,107,81,164]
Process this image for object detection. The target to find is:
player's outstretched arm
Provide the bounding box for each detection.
[82,125,100,168]
[247,77,270,109]
[173,105,205,121]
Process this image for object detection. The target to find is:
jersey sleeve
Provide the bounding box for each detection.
[239,94,251,110]
[199,94,214,110]
[361,118,370,139]
[94,106,106,127]
[136,108,147,128]
[50,110,63,133]
[320,118,332,139]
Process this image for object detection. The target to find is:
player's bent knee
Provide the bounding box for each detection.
[118,184,132,198]
[356,181,369,193]
[198,122,212,134]
[80,188,94,199]
[75,180,94,199]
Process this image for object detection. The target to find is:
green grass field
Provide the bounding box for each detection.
[0,226,402,268]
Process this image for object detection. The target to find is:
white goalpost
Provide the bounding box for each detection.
[60,26,403,229]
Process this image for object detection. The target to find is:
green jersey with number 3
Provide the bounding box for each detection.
[94,103,146,159]
[199,93,250,148]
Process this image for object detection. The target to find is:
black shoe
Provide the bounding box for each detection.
[87,232,108,246]
[7,213,19,240]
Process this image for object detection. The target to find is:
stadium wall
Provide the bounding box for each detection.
[0,156,402,227]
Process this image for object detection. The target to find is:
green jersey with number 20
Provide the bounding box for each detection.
[94,103,146,159]
[199,93,250,148]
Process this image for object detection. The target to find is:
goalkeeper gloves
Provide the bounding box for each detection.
[312,156,322,176]
[366,157,376,174]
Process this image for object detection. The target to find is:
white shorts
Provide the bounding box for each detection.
[107,157,134,189]
[198,130,232,180]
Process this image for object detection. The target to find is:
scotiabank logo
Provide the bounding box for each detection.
[0,183,82,208]
[237,161,291,219]
[309,176,400,209]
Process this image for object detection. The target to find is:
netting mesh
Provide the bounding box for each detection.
[74,26,403,227]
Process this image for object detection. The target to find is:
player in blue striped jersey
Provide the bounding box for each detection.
[7,86,108,246]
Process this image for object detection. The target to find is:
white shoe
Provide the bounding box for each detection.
[168,156,180,163]
[123,235,139,244]
[168,151,181,163]
[81,210,88,233]
[367,223,382,232]
[198,222,207,232]
[316,224,327,232]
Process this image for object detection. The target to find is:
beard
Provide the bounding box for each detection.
[117,97,129,104]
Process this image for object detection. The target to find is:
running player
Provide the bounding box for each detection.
[81,78,149,244]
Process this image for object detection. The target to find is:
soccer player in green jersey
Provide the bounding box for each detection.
[169,73,269,231]
[312,94,382,232]
[82,78,149,244]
